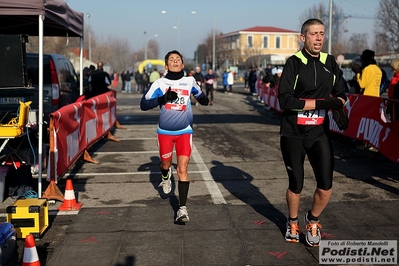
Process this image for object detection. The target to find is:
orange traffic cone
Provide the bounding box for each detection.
[58,179,83,211]
[22,234,40,266]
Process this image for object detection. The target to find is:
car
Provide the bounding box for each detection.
[0,53,80,142]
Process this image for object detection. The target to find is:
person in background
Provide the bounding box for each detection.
[87,61,112,99]
[140,50,209,223]
[227,69,234,93]
[278,18,348,247]
[142,69,149,92]
[249,66,257,96]
[149,68,161,88]
[222,70,228,93]
[193,66,205,106]
[120,70,126,93]
[113,71,118,88]
[387,58,399,121]
[204,68,216,105]
[124,70,132,93]
[354,49,382,97]
[347,57,362,94]
[244,67,250,92]
[134,70,143,93]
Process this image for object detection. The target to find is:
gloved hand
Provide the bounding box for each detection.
[197,95,209,106]
[333,108,349,131]
[158,87,178,105]
[316,97,344,110]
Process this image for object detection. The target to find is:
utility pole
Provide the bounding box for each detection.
[328,0,333,54]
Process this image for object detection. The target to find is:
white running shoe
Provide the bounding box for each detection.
[285,220,300,243]
[158,167,172,194]
[175,206,189,222]
[304,212,322,247]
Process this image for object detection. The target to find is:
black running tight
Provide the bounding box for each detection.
[280,134,334,194]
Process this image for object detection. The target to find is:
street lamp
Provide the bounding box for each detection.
[144,34,158,61]
[86,13,91,62]
[212,0,216,71]
[162,10,196,52]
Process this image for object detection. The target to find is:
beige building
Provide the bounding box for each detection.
[217,26,300,67]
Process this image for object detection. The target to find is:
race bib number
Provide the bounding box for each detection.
[297,109,325,125]
[165,88,190,111]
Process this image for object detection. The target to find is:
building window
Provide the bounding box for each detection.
[263,36,269,49]
[247,35,253,48]
[288,36,294,49]
[275,36,281,49]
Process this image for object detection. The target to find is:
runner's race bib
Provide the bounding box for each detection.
[297,109,325,125]
[165,88,190,111]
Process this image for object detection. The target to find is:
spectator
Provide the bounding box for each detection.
[387,58,399,121]
[87,61,111,99]
[227,69,234,93]
[222,70,228,93]
[142,69,149,91]
[120,71,126,93]
[348,57,362,94]
[124,70,132,93]
[193,66,205,106]
[244,67,250,92]
[149,68,161,88]
[204,68,216,105]
[134,70,143,93]
[355,49,382,97]
[248,66,257,96]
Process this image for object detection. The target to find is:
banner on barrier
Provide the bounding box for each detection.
[262,87,399,164]
[47,91,117,180]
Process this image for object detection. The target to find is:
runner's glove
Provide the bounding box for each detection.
[158,87,178,105]
[316,97,344,110]
[332,108,349,131]
[197,94,209,106]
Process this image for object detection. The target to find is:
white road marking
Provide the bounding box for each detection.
[191,144,226,204]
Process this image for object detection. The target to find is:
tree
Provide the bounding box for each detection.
[348,33,369,54]
[373,32,390,54]
[375,0,399,53]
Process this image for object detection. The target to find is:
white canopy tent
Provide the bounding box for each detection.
[0,0,84,196]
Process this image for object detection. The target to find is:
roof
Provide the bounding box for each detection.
[223,26,299,36]
[0,0,84,37]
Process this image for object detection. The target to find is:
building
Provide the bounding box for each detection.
[217,26,300,69]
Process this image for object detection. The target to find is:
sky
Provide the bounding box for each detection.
[65,0,379,59]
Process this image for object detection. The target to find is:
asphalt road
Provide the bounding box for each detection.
[1,82,399,265]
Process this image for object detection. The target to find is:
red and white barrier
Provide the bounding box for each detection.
[262,86,399,163]
[47,91,117,180]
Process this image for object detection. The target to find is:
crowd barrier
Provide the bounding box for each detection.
[261,85,399,164]
[43,91,123,200]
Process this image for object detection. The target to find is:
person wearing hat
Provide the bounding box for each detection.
[354,49,382,97]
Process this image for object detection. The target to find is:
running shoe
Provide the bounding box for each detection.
[304,212,322,247]
[158,167,172,194]
[175,206,189,222]
[284,220,300,243]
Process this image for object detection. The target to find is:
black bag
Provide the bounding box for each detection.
[5,163,33,198]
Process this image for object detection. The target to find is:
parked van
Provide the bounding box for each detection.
[0,53,80,142]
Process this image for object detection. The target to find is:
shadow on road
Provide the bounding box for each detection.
[210,160,287,236]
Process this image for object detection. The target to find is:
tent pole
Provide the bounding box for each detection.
[38,15,44,197]
[80,38,83,95]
